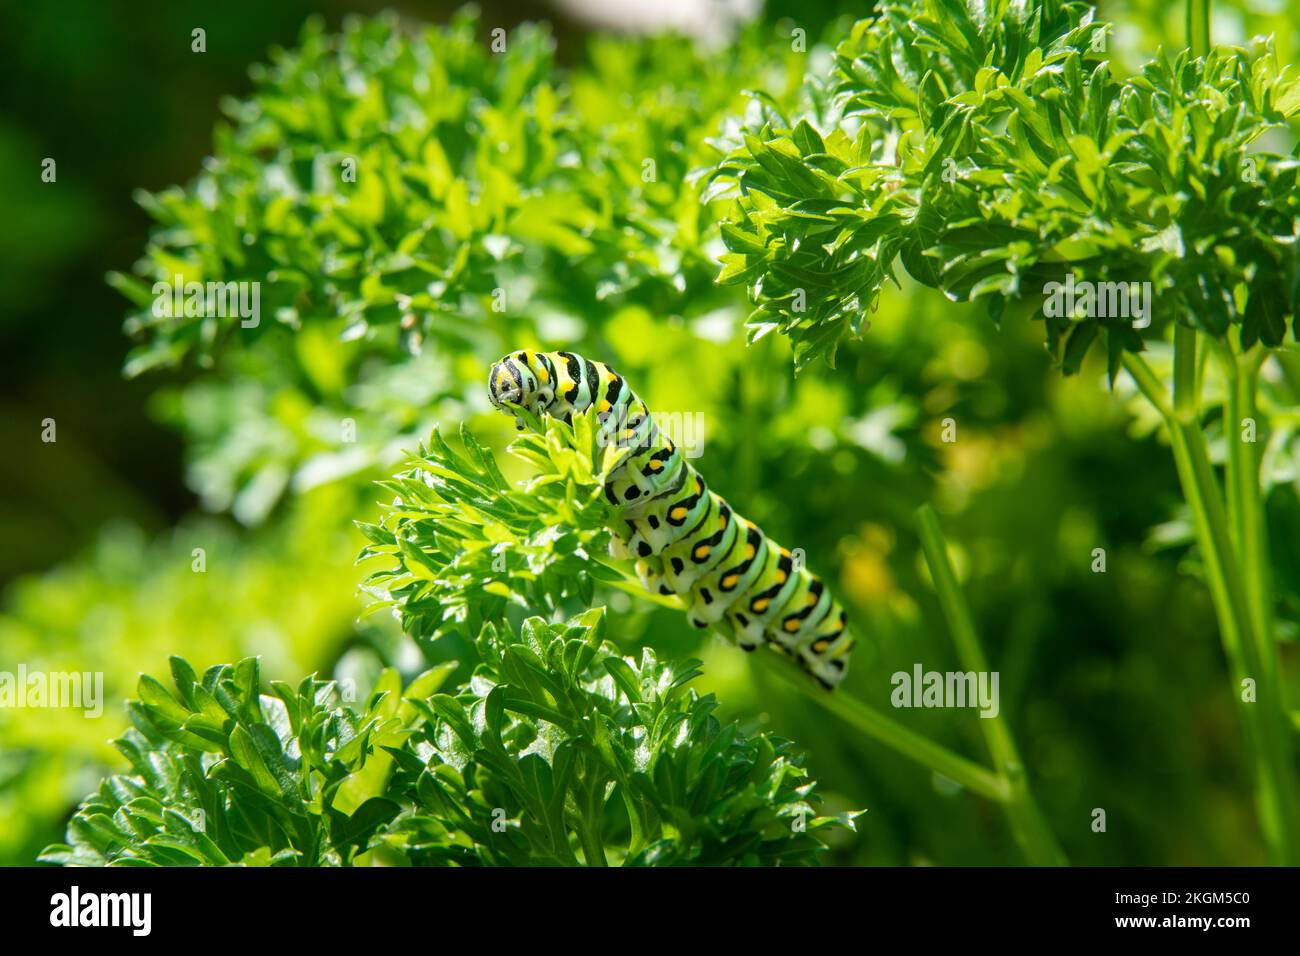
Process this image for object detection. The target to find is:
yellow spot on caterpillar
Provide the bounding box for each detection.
[784,618,800,633]
[538,367,549,382]
[811,638,831,653]
[717,516,726,530]
[649,459,663,470]
[777,571,788,584]
[806,592,817,606]
[696,477,704,492]
[670,507,688,521]
[745,544,756,559]
[694,544,711,560]
[752,598,769,613]
[599,400,611,412]
[721,574,738,588]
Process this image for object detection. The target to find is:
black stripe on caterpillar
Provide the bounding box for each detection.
[489,349,853,689]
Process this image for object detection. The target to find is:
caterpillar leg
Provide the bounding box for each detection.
[686,520,767,628]
[662,492,737,597]
[606,519,637,561]
[725,546,798,647]
[796,609,853,690]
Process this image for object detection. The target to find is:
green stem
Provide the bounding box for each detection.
[575,827,606,867]
[1220,349,1297,862]
[619,553,1011,807]
[1120,350,1173,418]
[1124,350,1299,863]
[760,656,1009,804]
[1126,346,1250,672]
[915,505,1067,866]
[579,789,609,867]
[1186,0,1211,57]
[619,786,645,857]
[1223,349,1242,555]
[1227,351,1277,663]
[1173,323,1199,415]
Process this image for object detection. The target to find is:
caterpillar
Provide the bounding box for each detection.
[488,349,854,689]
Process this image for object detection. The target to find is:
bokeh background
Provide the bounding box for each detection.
[3,0,1299,866]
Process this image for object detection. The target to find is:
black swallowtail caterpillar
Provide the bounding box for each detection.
[488,350,854,689]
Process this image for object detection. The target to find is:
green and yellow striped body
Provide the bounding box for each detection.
[489,349,853,688]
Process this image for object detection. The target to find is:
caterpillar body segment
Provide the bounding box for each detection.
[488,349,855,689]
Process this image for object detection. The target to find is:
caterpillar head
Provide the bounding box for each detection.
[488,353,543,413]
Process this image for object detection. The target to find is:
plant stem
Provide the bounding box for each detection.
[1124,349,1299,863]
[1125,349,1249,674]
[761,657,1009,803]
[1226,350,1278,663]
[623,554,1011,805]
[1173,324,1199,413]
[578,791,609,867]
[915,505,1067,866]
[1220,349,1298,862]
[1187,0,1211,57]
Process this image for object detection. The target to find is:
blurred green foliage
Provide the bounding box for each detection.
[0,488,388,865]
[5,0,1300,866]
[111,8,807,373]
